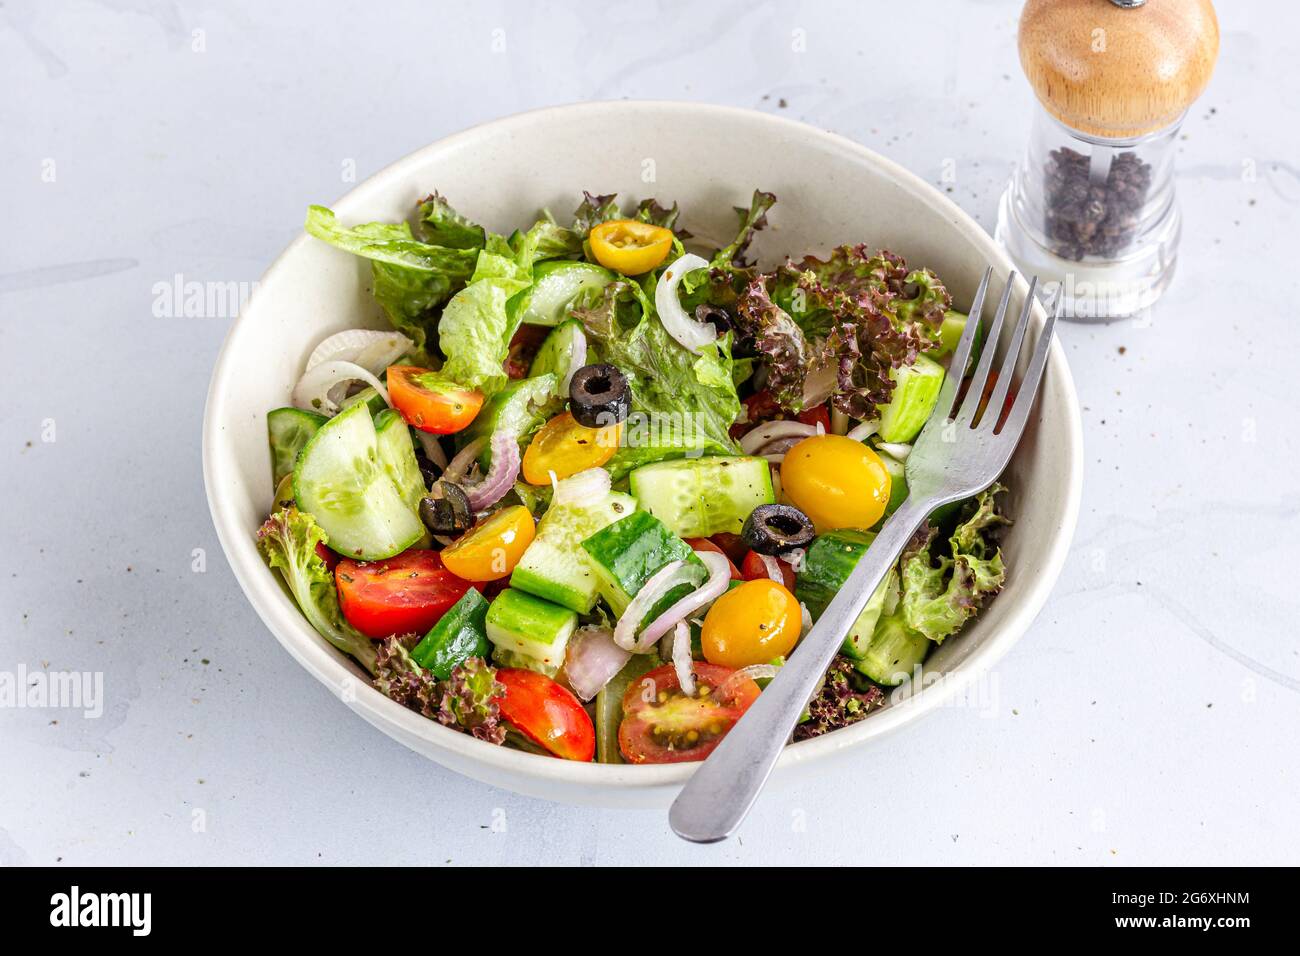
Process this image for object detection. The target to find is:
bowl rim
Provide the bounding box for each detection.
[203,99,1083,791]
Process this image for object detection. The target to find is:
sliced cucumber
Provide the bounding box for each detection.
[267,407,328,487]
[373,408,426,510]
[934,309,984,373]
[292,401,424,560]
[877,451,908,519]
[411,587,489,680]
[795,529,894,660]
[517,261,614,326]
[510,489,637,612]
[485,588,578,675]
[529,318,586,397]
[581,510,705,630]
[855,614,931,687]
[628,455,774,538]
[339,386,388,418]
[876,354,946,443]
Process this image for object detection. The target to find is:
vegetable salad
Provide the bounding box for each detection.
[257,188,1009,764]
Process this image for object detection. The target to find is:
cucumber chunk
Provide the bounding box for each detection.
[510,489,637,612]
[595,653,660,764]
[485,588,578,675]
[581,510,705,632]
[796,529,893,660]
[517,261,615,326]
[411,588,489,679]
[876,354,945,443]
[529,318,586,397]
[267,407,328,487]
[629,456,774,538]
[373,408,426,511]
[461,374,559,468]
[877,451,908,520]
[855,614,931,687]
[934,309,984,372]
[292,401,424,560]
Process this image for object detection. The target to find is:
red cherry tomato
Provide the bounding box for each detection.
[495,668,595,761]
[314,541,339,573]
[618,663,761,764]
[708,532,750,567]
[741,550,796,591]
[387,365,483,434]
[335,550,482,639]
[685,538,742,580]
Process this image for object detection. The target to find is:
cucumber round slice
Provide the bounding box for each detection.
[292,402,424,560]
[629,455,774,538]
[267,407,328,487]
[876,354,945,444]
[517,261,614,327]
[373,408,427,511]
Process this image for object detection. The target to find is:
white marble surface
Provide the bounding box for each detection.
[3,0,1298,866]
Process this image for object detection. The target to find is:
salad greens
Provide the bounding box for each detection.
[261,186,1012,765]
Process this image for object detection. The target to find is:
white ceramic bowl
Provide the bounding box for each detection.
[204,101,1082,808]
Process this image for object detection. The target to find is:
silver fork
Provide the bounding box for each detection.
[670,269,1060,844]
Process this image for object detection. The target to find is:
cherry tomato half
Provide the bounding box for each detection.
[521,411,621,484]
[686,538,743,580]
[439,506,536,582]
[740,550,796,591]
[701,578,802,669]
[780,434,891,533]
[618,663,761,764]
[335,550,482,639]
[495,668,595,761]
[387,366,483,434]
[588,220,674,276]
[708,532,751,566]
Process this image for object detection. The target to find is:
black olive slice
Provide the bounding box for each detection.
[568,363,631,428]
[419,481,474,535]
[740,503,815,555]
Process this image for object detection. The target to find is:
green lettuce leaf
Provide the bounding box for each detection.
[304,205,477,352]
[256,505,376,673]
[574,280,742,477]
[436,221,581,398]
[897,484,1009,643]
[414,193,486,251]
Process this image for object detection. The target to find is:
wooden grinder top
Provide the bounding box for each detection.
[1019,0,1219,139]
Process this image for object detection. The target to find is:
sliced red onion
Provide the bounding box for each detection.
[613,560,703,653]
[740,420,818,455]
[876,441,912,461]
[413,430,447,471]
[717,663,780,699]
[757,553,783,584]
[463,432,521,510]
[306,328,413,376]
[671,621,695,697]
[846,420,880,442]
[559,327,588,396]
[635,551,732,647]
[292,360,390,416]
[800,601,813,636]
[441,436,487,484]
[561,626,631,702]
[552,467,611,508]
[655,253,717,353]
[815,421,826,436]
[801,361,837,408]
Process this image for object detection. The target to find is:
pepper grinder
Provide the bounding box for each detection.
[996,0,1219,320]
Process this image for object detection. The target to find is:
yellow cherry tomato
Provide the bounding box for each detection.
[589,220,674,276]
[701,579,802,669]
[522,411,622,484]
[780,434,891,533]
[440,506,535,582]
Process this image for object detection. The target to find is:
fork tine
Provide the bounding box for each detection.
[954,272,1015,425]
[996,287,1061,442]
[930,267,990,425]
[983,276,1037,429]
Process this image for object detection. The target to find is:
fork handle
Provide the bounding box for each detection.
[669,496,932,843]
